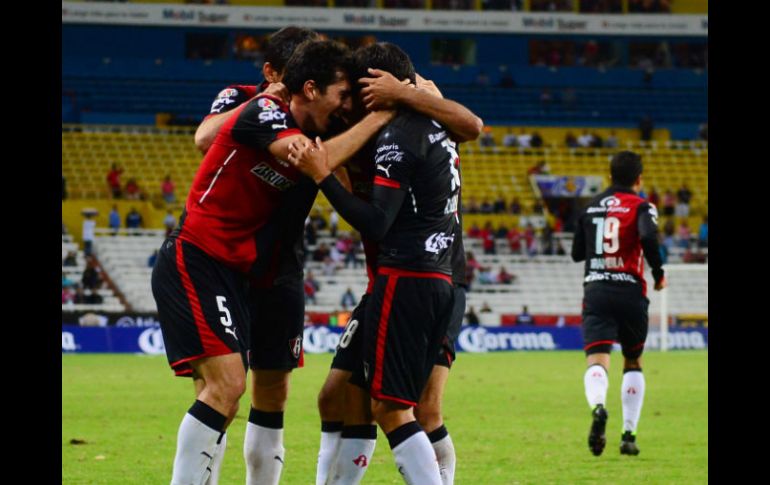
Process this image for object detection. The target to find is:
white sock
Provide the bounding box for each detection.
[621,370,646,433]
[327,436,377,485]
[316,425,342,485]
[584,364,609,409]
[244,415,285,485]
[171,405,225,485]
[428,427,455,485]
[390,424,442,485]
[205,433,226,485]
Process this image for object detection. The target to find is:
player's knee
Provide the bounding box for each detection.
[317,384,341,416]
[415,406,442,433]
[623,356,642,369]
[253,380,289,410]
[205,376,246,411]
[370,399,409,426]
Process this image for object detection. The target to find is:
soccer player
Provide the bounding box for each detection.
[151,39,393,485]
[315,50,478,485]
[571,150,666,457]
[289,43,463,485]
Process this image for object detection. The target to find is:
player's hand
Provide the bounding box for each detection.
[415,73,443,98]
[654,277,667,291]
[359,68,412,110]
[263,82,290,104]
[287,137,331,185]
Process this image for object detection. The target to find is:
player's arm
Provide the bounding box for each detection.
[359,68,483,143]
[195,84,290,153]
[571,213,586,262]
[322,110,395,172]
[287,136,407,242]
[333,166,353,193]
[638,202,666,290]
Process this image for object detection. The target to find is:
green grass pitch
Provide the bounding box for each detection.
[62,351,707,484]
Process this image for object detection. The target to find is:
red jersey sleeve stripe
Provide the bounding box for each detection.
[374,176,400,189]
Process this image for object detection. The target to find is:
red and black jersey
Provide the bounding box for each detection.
[369,112,461,276]
[178,93,303,274]
[571,186,664,296]
[346,142,379,293]
[204,84,263,120]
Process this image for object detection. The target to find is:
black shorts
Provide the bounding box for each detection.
[359,267,454,407]
[151,238,250,377]
[331,293,369,374]
[435,285,466,368]
[247,277,306,370]
[582,282,649,359]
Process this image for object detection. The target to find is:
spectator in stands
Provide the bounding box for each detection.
[82,213,96,257]
[698,215,708,248]
[493,194,507,214]
[465,251,481,289]
[662,189,675,216]
[662,219,676,250]
[161,175,176,205]
[125,207,143,235]
[148,249,158,268]
[480,199,494,214]
[497,266,516,284]
[304,271,319,305]
[507,226,523,254]
[605,130,619,148]
[108,205,120,236]
[639,115,654,141]
[345,235,363,268]
[682,247,707,264]
[466,196,480,214]
[478,266,495,285]
[675,183,692,217]
[62,176,67,201]
[528,160,550,176]
[164,210,177,237]
[85,288,103,305]
[479,127,496,149]
[531,131,544,148]
[677,221,691,249]
[73,285,87,305]
[480,301,493,313]
[313,242,331,262]
[62,271,75,289]
[63,251,78,267]
[329,209,339,238]
[310,208,327,230]
[465,306,480,326]
[516,306,533,325]
[467,222,481,238]
[340,287,356,310]
[107,163,123,199]
[541,222,556,254]
[658,233,669,264]
[565,131,579,148]
[533,200,545,215]
[590,132,603,148]
[81,256,102,290]
[540,88,553,111]
[62,285,75,305]
[577,130,594,148]
[524,223,538,256]
[481,221,496,255]
[125,178,143,200]
[495,223,510,239]
[502,129,518,147]
[509,197,522,215]
[322,256,340,276]
[517,129,532,148]
[647,186,660,207]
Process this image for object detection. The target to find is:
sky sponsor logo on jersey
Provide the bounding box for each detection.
[138,328,166,355]
[425,232,455,254]
[457,327,557,352]
[258,109,287,123]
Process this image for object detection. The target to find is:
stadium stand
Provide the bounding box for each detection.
[62,233,125,313]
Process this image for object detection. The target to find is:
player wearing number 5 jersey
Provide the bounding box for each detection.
[571,150,666,458]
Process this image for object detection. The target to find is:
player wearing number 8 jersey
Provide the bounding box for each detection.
[571,150,666,458]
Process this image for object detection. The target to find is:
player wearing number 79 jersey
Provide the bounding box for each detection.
[571,150,665,458]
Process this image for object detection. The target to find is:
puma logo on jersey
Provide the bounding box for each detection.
[376,164,392,178]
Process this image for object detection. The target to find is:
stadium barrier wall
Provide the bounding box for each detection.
[61,325,708,354]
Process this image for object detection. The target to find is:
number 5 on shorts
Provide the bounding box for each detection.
[216,296,237,338]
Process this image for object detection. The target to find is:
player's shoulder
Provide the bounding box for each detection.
[377,111,438,152]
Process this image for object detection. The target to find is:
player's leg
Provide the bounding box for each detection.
[324,295,377,485]
[415,284,464,485]
[152,238,249,484]
[581,284,615,456]
[316,369,349,485]
[194,375,227,485]
[363,273,452,485]
[244,279,305,485]
[617,294,649,456]
[173,354,246,485]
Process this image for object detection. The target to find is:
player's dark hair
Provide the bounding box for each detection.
[282,40,352,95]
[351,42,416,91]
[610,151,643,187]
[263,26,320,74]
